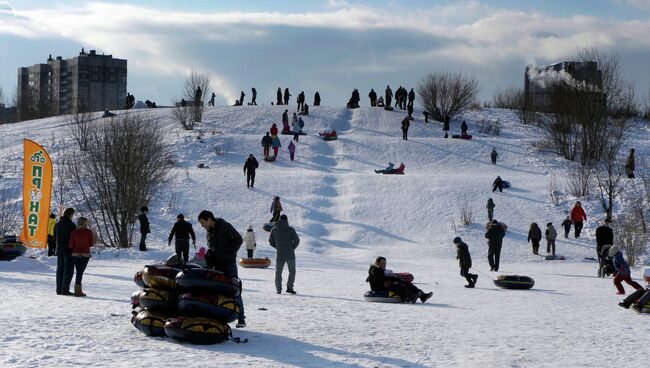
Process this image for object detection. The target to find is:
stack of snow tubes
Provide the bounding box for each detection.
[131,263,242,344]
[0,236,27,261]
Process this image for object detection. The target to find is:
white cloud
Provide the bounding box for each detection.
[1,1,650,103]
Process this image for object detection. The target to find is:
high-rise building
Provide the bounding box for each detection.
[17,48,127,116]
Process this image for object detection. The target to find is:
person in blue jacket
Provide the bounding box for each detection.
[609,245,643,295]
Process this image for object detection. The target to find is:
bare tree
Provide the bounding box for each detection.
[458,198,473,226]
[566,164,593,197]
[418,71,478,123]
[66,103,96,151]
[541,47,634,165]
[643,86,650,120]
[0,86,4,105]
[595,147,626,222]
[68,113,172,247]
[172,102,193,130]
[0,166,20,235]
[183,71,212,125]
[548,174,562,206]
[614,213,647,267]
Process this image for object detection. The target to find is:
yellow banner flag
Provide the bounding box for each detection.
[20,139,53,248]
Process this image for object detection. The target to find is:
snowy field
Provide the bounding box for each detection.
[1,105,649,367]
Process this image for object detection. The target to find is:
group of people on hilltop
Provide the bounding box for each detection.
[366,86,415,111]
[235,88,257,106]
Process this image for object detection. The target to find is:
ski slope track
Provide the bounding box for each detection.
[1,105,649,367]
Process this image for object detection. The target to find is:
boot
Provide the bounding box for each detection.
[74,284,86,297]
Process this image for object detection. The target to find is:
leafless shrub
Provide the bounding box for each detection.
[66,106,95,151]
[566,164,593,197]
[595,148,626,222]
[418,71,479,123]
[0,167,20,235]
[548,175,562,206]
[172,104,193,130]
[183,71,212,125]
[458,199,473,226]
[614,213,647,267]
[68,113,172,247]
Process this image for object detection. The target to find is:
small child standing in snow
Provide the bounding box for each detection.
[243,225,256,258]
[527,223,542,255]
[561,216,571,238]
[288,141,296,161]
[545,222,557,256]
[453,237,478,288]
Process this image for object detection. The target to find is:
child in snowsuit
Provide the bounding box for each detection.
[454,237,478,288]
[610,245,643,295]
[288,141,296,161]
[262,132,272,157]
[271,136,281,157]
[561,216,571,238]
[243,225,256,258]
[292,120,302,142]
[492,176,504,192]
[545,222,557,255]
[618,268,650,312]
[527,223,542,255]
[491,148,498,165]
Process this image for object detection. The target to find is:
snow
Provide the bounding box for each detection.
[1,105,649,368]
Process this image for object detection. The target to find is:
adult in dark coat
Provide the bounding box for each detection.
[407,88,415,107]
[138,206,150,251]
[527,222,542,255]
[461,121,468,136]
[625,148,635,178]
[443,117,450,138]
[198,210,246,327]
[454,237,478,288]
[168,214,196,263]
[55,207,76,295]
[195,87,202,106]
[486,198,495,221]
[492,176,504,192]
[491,148,498,164]
[239,91,245,106]
[369,89,377,107]
[366,257,433,303]
[283,88,291,106]
[269,215,300,294]
[485,220,506,271]
[243,154,259,188]
[314,91,321,106]
[261,132,273,157]
[297,91,305,112]
[277,87,283,105]
[251,87,257,105]
[595,219,614,266]
[401,116,410,140]
[385,85,393,107]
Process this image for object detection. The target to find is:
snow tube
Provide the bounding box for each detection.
[321,135,337,141]
[131,290,142,308]
[131,309,174,337]
[175,268,241,297]
[502,181,511,188]
[451,134,473,139]
[263,222,275,232]
[392,272,414,283]
[164,317,231,345]
[544,255,566,260]
[263,156,276,162]
[641,303,650,314]
[363,290,403,303]
[142,265,181,291]
[177,292,240,323]
[138,288,178,312]
[239,257,271,268]
[493,275,535,290]
[134,271,148,288]
[0,242,26,260]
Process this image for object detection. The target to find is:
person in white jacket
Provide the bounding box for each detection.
[243,225,256,258]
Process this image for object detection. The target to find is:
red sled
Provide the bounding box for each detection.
[451,134,472,140]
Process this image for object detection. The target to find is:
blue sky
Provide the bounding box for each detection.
[1,0,649,106]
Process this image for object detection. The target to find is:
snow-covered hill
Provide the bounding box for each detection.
[1,105,648,368]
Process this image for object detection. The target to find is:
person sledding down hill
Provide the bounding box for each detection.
[319,129,337,140]
[366,257,433,303]
[374,162,405,174]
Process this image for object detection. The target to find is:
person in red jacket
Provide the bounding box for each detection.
[270,123,279,137]
[68,217,95,297]
[570,201,587,238]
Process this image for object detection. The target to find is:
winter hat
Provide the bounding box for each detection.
[247,225,253,231]
[177,213,184,220]
[453,237,462,244]
[608,245,620,258]
[547,222,553,226]
[492,219,499,224]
